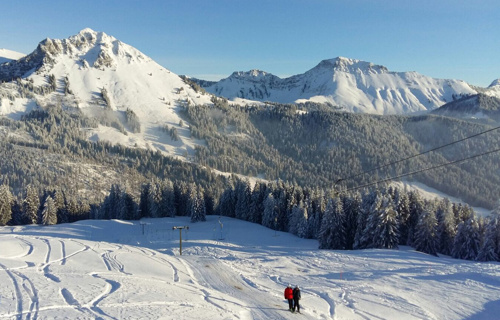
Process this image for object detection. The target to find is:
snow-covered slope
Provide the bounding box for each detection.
[431,93,500,123]
[484,79,500,98]
[200,57,479,115]
[0,48,25,64]
[1,216,499,319]
[0,28,213,159]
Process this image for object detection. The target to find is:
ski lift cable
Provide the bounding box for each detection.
[335,125,500,186]
[343,146,500,192]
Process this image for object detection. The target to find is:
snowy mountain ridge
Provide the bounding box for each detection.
[0,28,213,160]
[199,56,491,115]
[0,48,25,65]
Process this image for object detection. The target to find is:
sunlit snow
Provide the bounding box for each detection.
[1,216,499,319]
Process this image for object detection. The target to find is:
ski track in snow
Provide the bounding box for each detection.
[183,256,290,320]
[13,269,39,320]
[1,217,500,319]
[0,261,24,320]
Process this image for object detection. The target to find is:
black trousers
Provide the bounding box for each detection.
[293,298,300,312]
[288,299,293,309]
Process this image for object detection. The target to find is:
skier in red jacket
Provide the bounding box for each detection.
[284,284,294,311]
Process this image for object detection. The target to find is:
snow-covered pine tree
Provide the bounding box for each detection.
[41,195,57,225]
[248,182,267,224]
[436,198,456,256]
[407,191,424,247]
[190,186,206,222]
[139,183,151,219]
[53,188,68,224]
[394,189,410,245]
[174,181,191,216]
[452,217,481,260]
[160,179,176,217]
[289,200,308,237]
[353,191,377,249]
[235,180,252,221]
[414,210,438,256]
[274,187,289,232]
[23,185,40,224]
[262,193,277,229]
[147,179,163,218]
[296,201,309,239]
[216,185,235,217]
[372,195,399,249]
[343,193,361,250]
[318,198,345,250]
[476,217,499,262]
[0,185,13,225]
[358,191,383,249]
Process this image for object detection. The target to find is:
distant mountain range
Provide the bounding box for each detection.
[195,57,500,115]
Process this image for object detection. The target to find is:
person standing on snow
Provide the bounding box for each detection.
[284,284,294,311]
[293,285,301,313]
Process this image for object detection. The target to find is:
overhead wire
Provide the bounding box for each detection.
[343,147,500,192]
[335,124,500,186]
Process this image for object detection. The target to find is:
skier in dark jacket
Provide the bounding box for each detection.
[284,284,294,311]
[293,285,301,313]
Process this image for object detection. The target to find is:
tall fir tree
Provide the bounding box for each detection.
[41,195,57,225]
[23,185,40,224]
[354,191,377,249]
[343,193,360,250]
[414,210,438,256]
[235,180,252,221]
[407,191,425,247]
[0,185,13,226]
[436,198,456,256]
[318,198,345,250]
[289,201,308,238]
[190,186,206,222]
[262,193,277,230]
[452,217,481,260]
[359,191,383,249]
[372,195,399,249]
[395,190,411,245]
[476,217,499,262]
[160,179,176,217]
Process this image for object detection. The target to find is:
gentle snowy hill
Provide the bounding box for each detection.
[1,216,499,319]
[198,57,480,115]
[0,49,25,64]
[0,28,213,159]
[432,93,500,123]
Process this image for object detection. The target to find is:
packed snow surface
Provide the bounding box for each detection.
[1,216,499,319]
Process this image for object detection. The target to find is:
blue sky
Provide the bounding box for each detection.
[1,0,498,86]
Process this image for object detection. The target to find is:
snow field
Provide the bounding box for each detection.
[1,216,499,319]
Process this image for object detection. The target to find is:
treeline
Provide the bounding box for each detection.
[1,179,499,263]
[183,101,500,208]
[0,103,227,202]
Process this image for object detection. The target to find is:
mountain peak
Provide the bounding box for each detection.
[230,69,274,79]
[313,56,389,74]
[489,79,500,88]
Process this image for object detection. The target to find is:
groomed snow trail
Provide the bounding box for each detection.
[1,217,500,319]
[183,256,290,320]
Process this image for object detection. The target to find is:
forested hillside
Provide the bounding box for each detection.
[185,99,500,209]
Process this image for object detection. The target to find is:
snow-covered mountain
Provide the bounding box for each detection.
[0,28,213,159]
[198,57,482,115]
[0,48,25,65]
[431,93,500,123]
